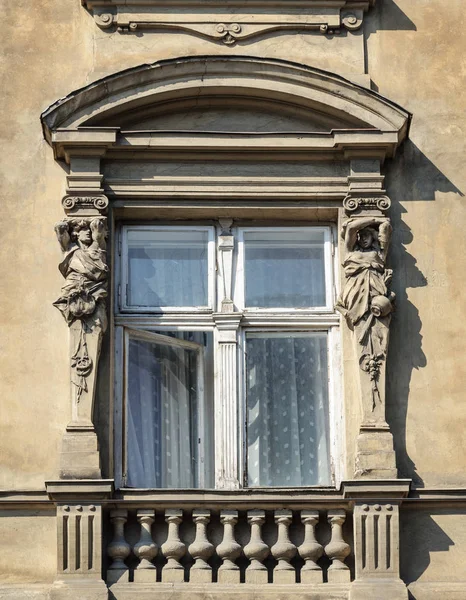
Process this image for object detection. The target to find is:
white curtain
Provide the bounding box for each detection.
[126,336,197,488]
[127,230,208,308]
[246,333,331,486]
[244,230,326,308]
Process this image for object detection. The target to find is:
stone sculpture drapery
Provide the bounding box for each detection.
[336,216,395,423]
[54,218,108,403]
[53,215,108,479]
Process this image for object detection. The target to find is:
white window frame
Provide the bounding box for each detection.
[120,225,216,312]
[234,226,334,312]
[114,222,343,490]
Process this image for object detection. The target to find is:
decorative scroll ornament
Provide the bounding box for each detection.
[85,1,372,41]
[62,195,109,214]
[336,217,395,413]
[54,218,108,402]
[343,195,391,213]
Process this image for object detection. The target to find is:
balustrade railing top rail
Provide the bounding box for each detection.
[112,488,350,511]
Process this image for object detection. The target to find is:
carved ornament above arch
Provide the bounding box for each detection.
[82,0,376,42]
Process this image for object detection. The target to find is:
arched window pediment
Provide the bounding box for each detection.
[41,56,410,161]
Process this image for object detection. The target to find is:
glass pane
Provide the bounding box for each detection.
[243,229,326,308]
[126,331,213,488]
[126,229,210,308]
[246,332,331,486]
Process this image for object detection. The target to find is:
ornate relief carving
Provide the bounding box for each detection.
[83,1,375,42]
[62,195,109,214]
[336,216,395,422]
[54,218,108,409]
[343,195,391,213]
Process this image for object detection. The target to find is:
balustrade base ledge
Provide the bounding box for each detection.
[108,582,352,599]
[349,579,408,600]
[50,579,108,600]
[6,582,466,600]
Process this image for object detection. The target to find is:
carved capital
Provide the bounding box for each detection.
[343,194,391,214]
[62,194,109,216]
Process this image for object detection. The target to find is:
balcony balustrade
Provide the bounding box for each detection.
[105,498,353,586]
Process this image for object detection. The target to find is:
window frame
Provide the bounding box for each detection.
[120,225,216,313]
[114,222,342,491]
[235,226,334,312]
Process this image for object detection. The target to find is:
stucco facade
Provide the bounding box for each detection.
[0,1,465,599]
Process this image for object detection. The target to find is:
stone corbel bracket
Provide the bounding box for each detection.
[83,0,376,43]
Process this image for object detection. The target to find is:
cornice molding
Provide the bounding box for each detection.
[82,0,376,42]
[41,56,411,161]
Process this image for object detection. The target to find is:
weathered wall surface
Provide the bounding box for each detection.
[366,0,466,488]
[0,0,465,591]
[0,511,56,583]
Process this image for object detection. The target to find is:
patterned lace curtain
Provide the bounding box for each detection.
[126,337,198,488]
[246,333,331,486]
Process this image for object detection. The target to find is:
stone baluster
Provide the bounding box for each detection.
[325,509,351,583]
[244,510,270,584]
[188,509,214,582]
[107,509,130,584]
[271,510,297,583]
[161,509,186,582]
[216,510,241,584]
[133,509,158,583]
[298,510,323,583]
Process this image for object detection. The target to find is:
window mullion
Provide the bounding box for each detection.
[213,314,242,490]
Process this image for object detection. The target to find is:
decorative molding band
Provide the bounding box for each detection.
[343,194,391,213]
[62,194,109,215]
[83,1,376,42]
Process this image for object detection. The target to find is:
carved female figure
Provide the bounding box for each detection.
[54,218,108,403]
[54,218,108,332]
[336,216,394,411]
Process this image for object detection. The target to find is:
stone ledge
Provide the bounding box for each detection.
[46,479,114,501]
[109,583,351,600]
[0,584,51,600]
[407,582,466,600]
[82,0,376,41]
[342,479,411,500]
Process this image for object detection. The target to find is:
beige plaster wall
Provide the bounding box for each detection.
[0,0,465,588]
[400,508,466,585]
[365,0,466,489]
[0,511,56,583]
[0,0,465,489]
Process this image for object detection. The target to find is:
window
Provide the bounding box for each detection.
[115,223,340,489]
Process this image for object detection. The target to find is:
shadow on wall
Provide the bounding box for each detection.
[366,0,417,35]
[400,509,456,594]
[385,141,464,488]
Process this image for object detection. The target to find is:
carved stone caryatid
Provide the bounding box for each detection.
[336,216,394,422]
[324,510,351,583]
[161,509,186,582]
[217,510,241,584]
[336,214,398,479]
[133,510,157,582]
[298,510,323,583]
[107,509,130,584]
[244,510,270,584]
[271,510,296,583]
[54,217,108,479]
[188,509,214,582]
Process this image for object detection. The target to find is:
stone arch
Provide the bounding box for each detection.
[41,55,410,144]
